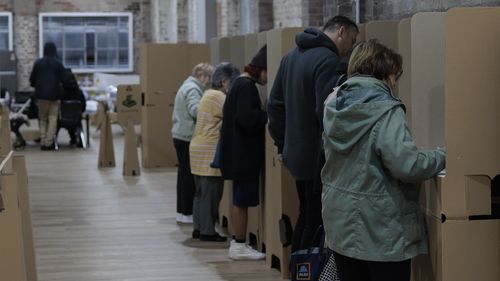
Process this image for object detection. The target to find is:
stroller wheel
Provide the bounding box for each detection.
[14,139,26,150]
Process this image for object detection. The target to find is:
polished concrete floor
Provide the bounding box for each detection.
[23,125,282,281]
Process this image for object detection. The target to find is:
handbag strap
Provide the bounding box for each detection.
[307,225,326,254]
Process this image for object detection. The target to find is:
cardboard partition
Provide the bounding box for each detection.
[230,35,246,72]
[13,155,37,281]
[218,180,233,234]
[139,43,209,168]
[443,7,500,219]
[210,37,231,65]
[357,23,366,42]
[98,112,115,168]
[0,106,12,157]
[365,20,399,51]
[265,27,303,278]
[412,217,500,281]
[397,18,412,127]
[0,173,26,281]
[123,119,140,177]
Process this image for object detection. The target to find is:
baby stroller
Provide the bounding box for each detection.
[10,91,38,150]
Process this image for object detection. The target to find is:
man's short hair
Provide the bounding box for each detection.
[323,15,359,33]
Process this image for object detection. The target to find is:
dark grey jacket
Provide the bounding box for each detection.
[30,42,65,101]
[267,28,341,180]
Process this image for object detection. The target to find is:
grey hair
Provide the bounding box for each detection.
[211,62,240,90]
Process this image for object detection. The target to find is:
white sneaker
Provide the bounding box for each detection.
[176,213,183,223]
[229,240,266,260]
[176,214,193,224]
[181,214,193,224]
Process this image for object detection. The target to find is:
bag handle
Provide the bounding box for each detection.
[306,225,326,254]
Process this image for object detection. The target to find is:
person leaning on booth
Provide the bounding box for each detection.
[172,63,214,224]
[267,15,359,253]
[189,62,240,242]
[320,39,445,281]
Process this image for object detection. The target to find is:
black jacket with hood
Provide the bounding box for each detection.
[30,42,65,101]
[267,28,341,180]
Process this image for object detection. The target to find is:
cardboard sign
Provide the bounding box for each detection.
[116,85,141,126]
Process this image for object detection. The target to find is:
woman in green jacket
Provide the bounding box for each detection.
[321,40,445,281]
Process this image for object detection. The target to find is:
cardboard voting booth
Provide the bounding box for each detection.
[139,43,209,168]
[406,9,500,281]
[397,18,412,127]
[209,37,233,233]
[117,85,141,176]
[0,152,37,281]
[265,27,303,278]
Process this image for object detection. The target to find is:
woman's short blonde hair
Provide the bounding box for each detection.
[347,39,402,82]
[192,63,214,79]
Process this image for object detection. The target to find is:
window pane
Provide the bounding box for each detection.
[64,50,84,67]
[119,17,129,29]
[0,33,8,50]
[119,33,128,48]
[118,50,128,66]
[44,32,63,48]
[65,17,83,26]
[97,32,118,48]
[86,33,95,66]
[97,50,117,67]
[0,17,8,29]
[87,17,106,26]
[65,32,84,49]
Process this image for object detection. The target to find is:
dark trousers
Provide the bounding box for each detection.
[291,144,325,252]
[193,175,224,235]
[291,179,323,252]
[333,251,411,281]
[173,138,195,216]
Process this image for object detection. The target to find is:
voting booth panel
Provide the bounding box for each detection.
[140,43,210,168]
[265,27,303,278]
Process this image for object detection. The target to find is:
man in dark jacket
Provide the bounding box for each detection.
[30,42,65,150]
[267,16,358,252]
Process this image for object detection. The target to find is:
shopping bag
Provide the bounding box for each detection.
[290,226,331,281]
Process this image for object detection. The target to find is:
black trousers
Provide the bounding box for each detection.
[173,138,195,216]
[333,251,411,281]
[291,179,323,252]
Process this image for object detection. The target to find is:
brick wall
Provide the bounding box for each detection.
[273,0,303,27]
[258,0,274,31]
[217,0,240,36]
[10,0,153,90]
[0,0,11,11]
[151,0,177,43]
[177,0,188,42]
[323,0,500,23]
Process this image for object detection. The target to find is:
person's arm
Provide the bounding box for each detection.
[185,87,203,119]
[375,107,446,183]
[235,83,267,135]
[29,62,37,88]
[314,56,340,128]
[267,61,286,153]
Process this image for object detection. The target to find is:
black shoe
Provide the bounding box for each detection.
[192,230,200,239]
[199,233,227,242]
[41,144,56,151]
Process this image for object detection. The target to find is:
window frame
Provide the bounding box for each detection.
[38,12,133,73]
[0,12,13,51]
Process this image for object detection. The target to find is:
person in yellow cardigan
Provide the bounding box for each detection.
[189,63,240,242]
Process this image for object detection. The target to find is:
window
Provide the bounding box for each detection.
[0,12,13,51]
[39,13,133,73]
